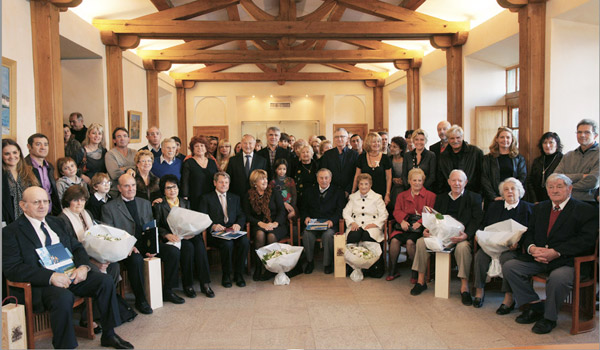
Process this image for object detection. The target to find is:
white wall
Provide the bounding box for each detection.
[420,72,447,146]
[2,0,36,149]
[61,59,106,132]
[388,88,407,138]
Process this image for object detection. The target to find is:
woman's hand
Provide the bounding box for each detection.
[152,198,163,206]
[165,233,180,243]
[283,202,294,213]
[508,243,518,251]
[125,168,136,177]
[384,193,391,205]
[392,178,402,185]
[411,222,422,230]
[494,196,503,201]
[400,220,410,231]
[364,223,377,230]
[349,222,359,231]
[81,174,91,185]
[423,228,431,238]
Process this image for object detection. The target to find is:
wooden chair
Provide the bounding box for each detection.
[532,238,598,335]
[6,280,95,349]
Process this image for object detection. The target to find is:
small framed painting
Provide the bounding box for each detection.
[128,110,142,143]
[2,57,17,139]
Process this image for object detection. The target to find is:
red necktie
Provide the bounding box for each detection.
[547,206,561,236]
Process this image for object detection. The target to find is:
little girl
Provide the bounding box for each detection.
[56,157,89,202]
[269,159,297,220]
[85,172,112,221]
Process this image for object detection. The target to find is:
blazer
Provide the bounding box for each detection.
[519,199,598,271]
[526,153,563,203]
[199,191,246,228]
[343,189,388,242]
[436,142,484,194]
[153,197,191,239]
[3,215,91,312]
[429,141,445,158]
[85,193,111,221]
[401,149,437,191]
[226,152,268,197]
[101,196,154,251]
[482,200,533,229]
[257,146,291,180]
[481,153,527,203]
[318,147,358,194]
[25,155,61,216]
[300,185,346,232]
[433,190,483,241]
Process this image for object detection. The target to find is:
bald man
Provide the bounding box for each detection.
[139,126,162,159]
[429,120,451,158]
[226,134,268,197]
[3,187,132,349]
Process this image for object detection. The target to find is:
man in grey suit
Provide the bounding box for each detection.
[102,174,184,315]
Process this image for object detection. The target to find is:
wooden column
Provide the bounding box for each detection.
[175,80,194,154]
[407,68,415,130]
[406,58,422,130]
[30,0,65,167]
[146,70,159,128]
[366,79,385,131]
[105,46,125,138]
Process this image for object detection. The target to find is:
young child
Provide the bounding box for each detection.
[85,172,112,221]
[269,159,297,220]
[56,157,89,202]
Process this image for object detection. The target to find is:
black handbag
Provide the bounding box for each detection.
[393,214,423,233]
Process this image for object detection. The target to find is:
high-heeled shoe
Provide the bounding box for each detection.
[496,302,515,315]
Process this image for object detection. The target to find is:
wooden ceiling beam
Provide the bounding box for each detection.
[399,0,427,11]
[324,63,369,73]
[169,71,389,82]
[192,63,239,73]
[137,48,422,64]
[92,19,469,40]
[149,0,173,11]
[168,39,232,50]
[227,5,248,50]
[336,0,446,23]
[136,0,240,21]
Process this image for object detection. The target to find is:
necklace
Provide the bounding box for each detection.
[541,153,559,187]
[301,162,312,174]
[367,153,380,170]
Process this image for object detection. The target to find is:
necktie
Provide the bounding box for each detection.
[79,213,89,231]
[41,222,52,246]
[220,194,229,223]
[245,155,251,176]
[547,206,561,236]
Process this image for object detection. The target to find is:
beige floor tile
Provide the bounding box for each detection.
[252,305,311,330]
[313,325,383,349]
[251,326,316,349]
[188,329,252,349]
[308,304,370,331]
[371,323,449,349]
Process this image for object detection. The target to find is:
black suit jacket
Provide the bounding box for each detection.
[319,147,358,194]
[481,154,527,203]
[153,197,191,240]
[2,171,15,224]
[199,191,246,229]
[301,185,346,232]
[519,199,598,271]
[429,141,443,158]
[25,155,61,216]
[257,146,291,180]
[3,215,91,311]
[433,190,483,240]
[436,142,484,194]
[226,152,268,197]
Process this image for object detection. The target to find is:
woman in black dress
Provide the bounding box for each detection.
[181,135,218,211]
[526,132,563,203]
[293,144,318,211]
[134,150,160,201]
[244,169,288,281]
[402,129,437,191]
[353,132,392,205]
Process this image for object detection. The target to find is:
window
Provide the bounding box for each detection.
[506,66,519,93]
[509,107,519,141]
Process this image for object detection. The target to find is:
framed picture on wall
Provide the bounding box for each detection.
[128,110,142,143]
[2,57,17,139]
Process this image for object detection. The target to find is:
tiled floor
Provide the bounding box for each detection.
[39,262,598,349]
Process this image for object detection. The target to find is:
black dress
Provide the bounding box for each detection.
[79,147,107,180]
[356,152,392,198]
[293,160,318,212]
[243,190,288,241]
[181,157,218,211]
[526,152,563,203]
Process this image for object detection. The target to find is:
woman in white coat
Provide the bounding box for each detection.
[343,173,388,275]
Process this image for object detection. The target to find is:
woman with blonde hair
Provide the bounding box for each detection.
[2,139,39,224]
[134,150,160,201]
[402,129,436,191]
[80,123,107,184]
[353,132,392,205]
[481,127,527,205]
[244,169,288,281]
[318,140,333,159]
[216,139,232,171]
[293,144,317,210]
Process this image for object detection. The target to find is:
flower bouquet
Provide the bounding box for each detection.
[421,206,464,252]
[82,224,137,263]
[475,219,528,279]
[256,243,304,285]
[344,241,382,282]
[166,206,212,238]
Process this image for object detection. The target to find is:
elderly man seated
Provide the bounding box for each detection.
[3,187,133,349]
[410,169,483,307]
[503,173,598,334]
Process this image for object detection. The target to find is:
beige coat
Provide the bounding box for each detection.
[343,189,388,242]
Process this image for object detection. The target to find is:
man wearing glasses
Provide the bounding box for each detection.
[319,128,358,198]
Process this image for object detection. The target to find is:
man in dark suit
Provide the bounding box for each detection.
[319,127,358,197]
[301,168,346,274]
[227,134,268,197]
[429,120,451,158]
[199,172,249,288]
[503,173,598,334]
[138,126,162,159]
[24,133,61,216]
[2,187,132,349]
[410,169,483,307]
[257,126,291,180]
[102,174,184,314]
[436,125,484,194]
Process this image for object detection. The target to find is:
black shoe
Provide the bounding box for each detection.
[304,261,314,274]
[183,286,197,298]
[461,291,473,306]
[222,275,232,288]
[101,334,134,349]
[163,291,185,304]
[288,264,303,278]
[79,320,102,334]
[134,301,153,315]
[235,274,246,287]
[200,283,215,298]
[532,318,556,334]
[410,283,427,296]
[323,265,333,274]
[259,270,274,281]
[516,308,544,324]
[496,302,515,315]
[472,296,484,308]
[253,267,262,281]
[346,265,353,277]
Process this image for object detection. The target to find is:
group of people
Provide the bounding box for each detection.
[2,112,599,348]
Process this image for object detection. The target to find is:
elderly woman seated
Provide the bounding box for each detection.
[473,177,533,312]
[343,173,388,276]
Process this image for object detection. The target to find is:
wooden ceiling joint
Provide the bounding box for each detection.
[137,0,240,21]
[169,71,389,82]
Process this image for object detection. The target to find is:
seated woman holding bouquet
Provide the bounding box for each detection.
[388,168,436,283]
[472,177,533,312]
[343,173,388,276]
[243,169,288,281]
[153,174,214,298]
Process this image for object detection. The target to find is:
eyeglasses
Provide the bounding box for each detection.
[165,185,178,191]
[28,199,50,206]
[99,181,111,186]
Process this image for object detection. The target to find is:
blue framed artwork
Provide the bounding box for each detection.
[2,57,16,139]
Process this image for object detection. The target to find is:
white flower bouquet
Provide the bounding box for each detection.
[421,206,465,252]
[344,241,382,282]
[166,206,212,238]
[256,243,304,285]
[82,224,137,263]
[476,219,528,279]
